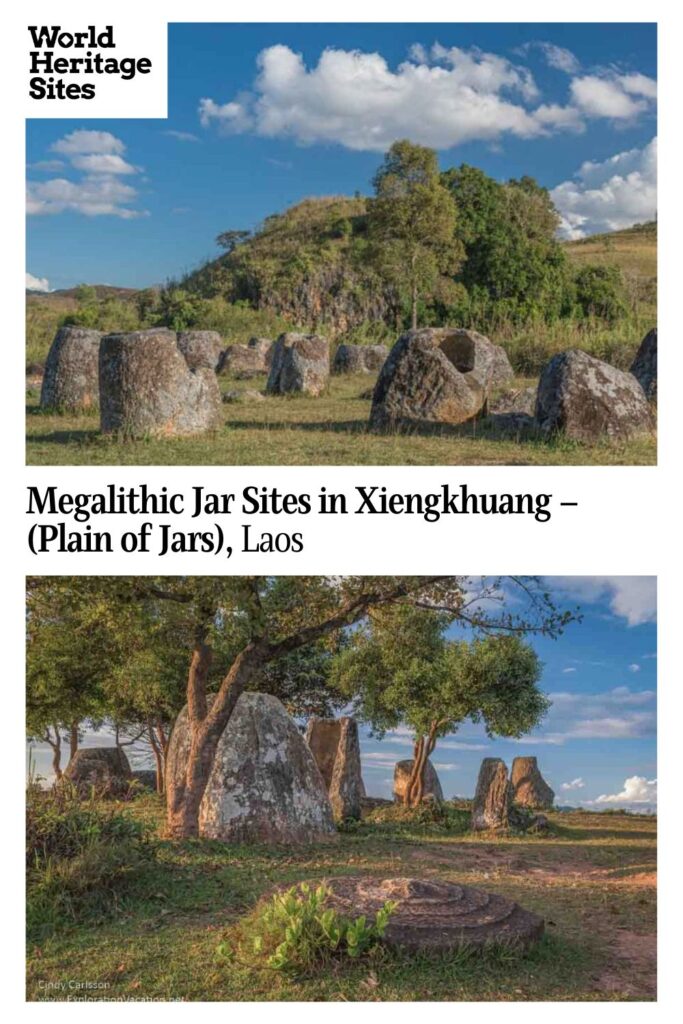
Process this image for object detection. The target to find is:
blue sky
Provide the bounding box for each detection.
[27,576,657,812]
[27,22,657,291]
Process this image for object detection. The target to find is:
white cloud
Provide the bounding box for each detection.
[628,663,641,673]
[28,131,147,218]
[569,74,653,120]
[200,43,656,153]
[515,685,656,745]
[593,775,657,808]
[562,667,577,674]
[26,272,50,292]
[552,137,657,239]
[561,777,585,791]
[198,43,582,152]
[518,41,581,75]
[547,576,657,626]
[163,130,200,143]
[27,176,146,218]
[70,154,138,175]
[433,762,459,771]
[51,130,125,156]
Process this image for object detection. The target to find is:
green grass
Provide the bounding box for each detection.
[26,372,656,467]
[26,797,656,1001]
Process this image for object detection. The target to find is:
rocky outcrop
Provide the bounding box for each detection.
[199,693,336,844]
[393,759,443,804]
[511,757,554,809]
[369,328,486,430]
[40,326,102,411]
[471,758,511,831]
[269,876,544,952]
[176,330,224,371]
[99,329,223,437]
[266,333,330,396]
[63,747,132,798]
[630,328,657,402]
[305,717,365,821]
[332,344,389,375]
[535,349,652,442]
[219,337,273,377]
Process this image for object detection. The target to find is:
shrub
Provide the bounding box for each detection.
[574,264,627,323]
[218,882,396,973]
[26,784,154,940]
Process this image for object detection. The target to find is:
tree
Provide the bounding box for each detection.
[368,141,463,329]
[442,164,571,322]
[216,229,251,253]
[331,604,548,806]
[27,577,576,836]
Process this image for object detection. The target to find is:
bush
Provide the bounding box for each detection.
[26,784,154,940]
[218,882,396,973]
[574,264,627,323]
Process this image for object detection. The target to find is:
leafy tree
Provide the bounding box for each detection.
[368,141,463,329]
[156,287,208,331]
[574,264,627,322]
[27,577,576,836]
[442,165,571,322]
[331,605,547,805]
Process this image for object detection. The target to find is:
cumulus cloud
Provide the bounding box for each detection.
[628,663,641,673]
[27,176,146,218]
[69,153,138,175]
[26,272,50,292]
[51,130,125,156]
[552,136,657,239]
[198,43,588,151]
[199,42,656,153]
[561,777,585,791]
[593,775,657,808]
[547,576,657,626]
[27,131,147,218]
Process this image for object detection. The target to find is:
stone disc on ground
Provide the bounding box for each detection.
[99,328,222,437]
[535,349,652,441]
[40,326,102,411]
[278,876,544,952]
[369,328,486,430]
[199,693,336,844]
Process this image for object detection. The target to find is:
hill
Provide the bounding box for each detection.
[564,221,657,282]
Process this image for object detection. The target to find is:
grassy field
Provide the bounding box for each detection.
[26,796,656,1002]
[565,222,657,281]
[26,371,656,467]
[25,221,657,466]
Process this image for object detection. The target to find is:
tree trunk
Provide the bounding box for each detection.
[410,250,419,330]
[69,721,79,759]
[147,720,165,794]
[47,724,62,779]
[406,722,439,808]
[165,642,266,837]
